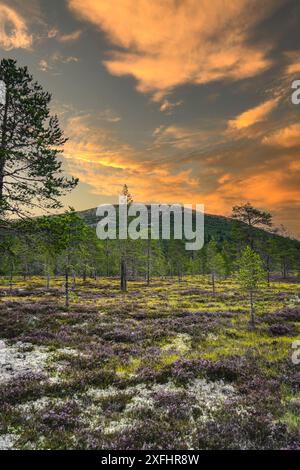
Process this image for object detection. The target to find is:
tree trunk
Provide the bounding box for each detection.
[249,237,254,249]
[44,262,51,290]
[0,88,9,201]
[266,255,270,287]
[120,258,127,292]
[106,239,109,277]
[65,254,70,307]
[9,266,13,294]
[282,258,288,279]
[248,223,254,250]
[23,261,28,282]
[72,271,76,290]
[212,273,215,294]
[249,290,255,328]
[147,238,151,286]
[46,272,50,290]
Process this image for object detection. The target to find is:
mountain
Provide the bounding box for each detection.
[78,206,300,246]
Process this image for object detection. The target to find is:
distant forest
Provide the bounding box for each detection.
[1,198,299,297]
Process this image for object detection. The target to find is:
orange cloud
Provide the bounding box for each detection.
[64,115,137,170]
[228,98,279,130]
[66,157,200,204]
[215,171,300,206]
[201,166,300,236]
[63,114,202,202]
[68,0,277,98]
[58,29,82,43]
[153,125,221,150]
[0,4,32,50]
[263,123,300,148]
[160,99,183,114]
[285,51,300,74]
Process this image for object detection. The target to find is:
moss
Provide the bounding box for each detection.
[159,353,180,367]
[281,411,300,432]
[116,358,141,377]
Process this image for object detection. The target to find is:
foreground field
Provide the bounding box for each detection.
[0,276,299,450]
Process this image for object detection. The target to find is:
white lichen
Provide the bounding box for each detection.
[0,340,49,384]
[162,333,192,354]
[0,433,17,450]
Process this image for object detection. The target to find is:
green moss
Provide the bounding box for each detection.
[281,411,300,431]
[116,358,141,377]
[158,353,180,367]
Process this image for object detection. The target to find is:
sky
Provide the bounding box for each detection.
[1,0,300,236]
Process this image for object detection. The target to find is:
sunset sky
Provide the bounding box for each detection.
[1,0,300,236]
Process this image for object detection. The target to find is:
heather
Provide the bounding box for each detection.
[0,275,299,450]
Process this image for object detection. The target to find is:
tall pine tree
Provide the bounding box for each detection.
[0,59,77,219]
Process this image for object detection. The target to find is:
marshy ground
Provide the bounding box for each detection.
[0,276,299,449]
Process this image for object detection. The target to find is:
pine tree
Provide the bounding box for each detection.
[236,246,266,328]
[232,203,272,248]
[119,184,133,291]
[121,184,133,205]
[0,59,77,219]
[0,229,20,292]
[207,240,226,294]
[36,209,88,306]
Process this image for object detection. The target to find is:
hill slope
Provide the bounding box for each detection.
[78,206,299,247]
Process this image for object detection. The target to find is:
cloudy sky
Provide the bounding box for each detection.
[1,0,300,235]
